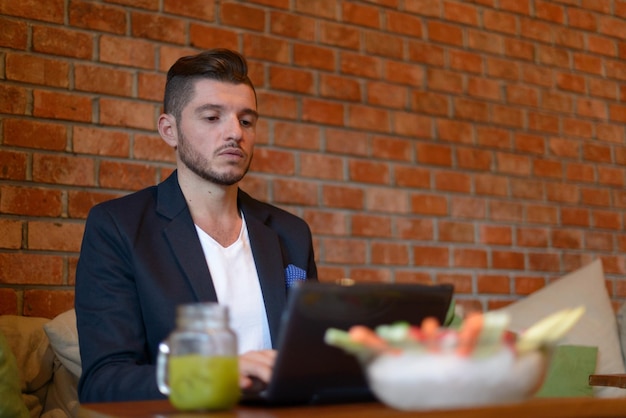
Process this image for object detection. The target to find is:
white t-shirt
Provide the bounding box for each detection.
[195,215,272,354]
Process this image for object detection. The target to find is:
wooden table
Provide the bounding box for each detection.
[80,398,626,418]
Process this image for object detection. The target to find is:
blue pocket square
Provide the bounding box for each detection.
[285,264,307,288]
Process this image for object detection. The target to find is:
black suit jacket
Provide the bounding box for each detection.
[75,171,317,402]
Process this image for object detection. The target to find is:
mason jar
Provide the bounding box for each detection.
[156,302,239,411]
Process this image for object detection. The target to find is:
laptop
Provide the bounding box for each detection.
[241,281,454,405]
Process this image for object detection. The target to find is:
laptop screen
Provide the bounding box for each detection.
[251,281,454,405]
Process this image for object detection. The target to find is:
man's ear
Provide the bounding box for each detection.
[158,113,178,148]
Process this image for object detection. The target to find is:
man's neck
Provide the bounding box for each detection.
[177,170,242,247]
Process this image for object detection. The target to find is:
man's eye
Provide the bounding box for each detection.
[206,116,218,121]
[240,119,254,127]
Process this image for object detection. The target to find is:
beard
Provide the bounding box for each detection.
[177,128,252,186]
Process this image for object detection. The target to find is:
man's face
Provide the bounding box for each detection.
[175,79,258,186]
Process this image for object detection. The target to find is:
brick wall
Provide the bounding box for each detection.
[1,0,626,318]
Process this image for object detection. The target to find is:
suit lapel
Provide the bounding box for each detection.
[240,193,287,347]
[157,172,218,302]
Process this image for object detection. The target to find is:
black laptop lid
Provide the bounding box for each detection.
[258,281,454,405]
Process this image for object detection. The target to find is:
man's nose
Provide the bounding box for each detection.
[225,115,243,141]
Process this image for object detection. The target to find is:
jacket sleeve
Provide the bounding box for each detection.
[75,203,165,402]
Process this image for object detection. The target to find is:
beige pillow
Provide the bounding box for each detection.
[43,309,81,379]
[497,259,625,398]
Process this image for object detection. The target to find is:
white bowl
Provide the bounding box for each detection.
[364,347,547,410]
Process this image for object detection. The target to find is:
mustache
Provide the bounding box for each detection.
[216,142,243,153]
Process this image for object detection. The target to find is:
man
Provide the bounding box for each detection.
[75,49,318,402]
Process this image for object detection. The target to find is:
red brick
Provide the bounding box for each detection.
[250,148,294,175]
[546,182,579,203]
[257,92,298,120]
[6,53,69,87]
[395,271,432,285]
[474,174,508,196]
[294,0,338,19]
[0,253,63,285]
[294,44,334,71]
[490,201,524,222]
[352,214,392,237]
[99,161,158,191]
[300,154,343,180]
[520,18,551,43]
[386,10,422,36]
[164,0,215,20]
[533,159,562,179]
[33,90,93,122]
[411,91,449,116]
[480,225,512,245]
[408,41,445,67]
[302,99,344,126]
[552,229,583,249]
[340,52,382,79]
[303,210,347,236]
[393,112,432,138]
[427,68,463,93]
[320,74,361,101]
[477,275,510,294]
[439,221,474,243]
[366,82,407,109]
[599,16,626,41]
[3,119,66,151]
[326,129,369,157]
[510,178,543,200]
[72,126,130,157]
[467,77,501,101]
[366,187,408,214]
[483,9,517,34]
[514,276,546,296]
[0,150,26,181]
[138,72,166,102]
[319,21,360,50]
[269,66,314,94]
[322,185,364,210]
[468,30,502,55]
[32,154,95,186]
[588,34,617,57]
[528,253,561,272]
[410,194,447,216]
[28,221,85,252]
[526,204,558,224]
[598,166,625,187]
[0,219,22,249]
[75,64,133,96]
[492,251,525,270]
[189,24,238,50]
[438,119,473,144]
[385,60,424,87]
[517,227,549,247]
[450,196,486,219]
[371,136,411,161]
[504,38,534,61]
[100,35,155,69]
[242,34,290,64]
[106,0,158,9]
[567,7,596,30]
[0,0,64,23]
[0,186,63,217]
[522,64,553,87]
[562,118,593,139]
[486,57,520,80]
[593,210,621,229]
[99,98,156,130]
[585,231,613,251]
[0,16,28,49]
[417,143,452,166]
[131,12,185,44]
[349,160,389,185]
[371,242,409,265]
[68,190,121,219]
[413,246,449,267]
[457,148,492,171]
[428,21,463,46]
[32,25,92,59]
[435,171,471,193]
[69,0,127,33]
[454,98,489,122]
[0,84,28,115]
[343,2,380,28]
[0,289,19,315]
[134,134,175,162]
[23,290,75,319]
[323,238,367,264]
[565,162,594,183]
[396,218,433,240]
[394,166,430,188]
[364,32,403,59]
[454,248,488,268]
[581,188,611,207]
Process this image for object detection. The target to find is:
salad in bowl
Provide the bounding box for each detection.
[324,307,585,410]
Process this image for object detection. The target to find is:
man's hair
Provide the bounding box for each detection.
[163,48,256,120]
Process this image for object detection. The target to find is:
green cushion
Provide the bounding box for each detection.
[535,344,598,398]
[0,330,30,418]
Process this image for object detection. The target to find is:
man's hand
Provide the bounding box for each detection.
[239,349,277,389]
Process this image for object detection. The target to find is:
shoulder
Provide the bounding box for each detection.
[238,190,311,233]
